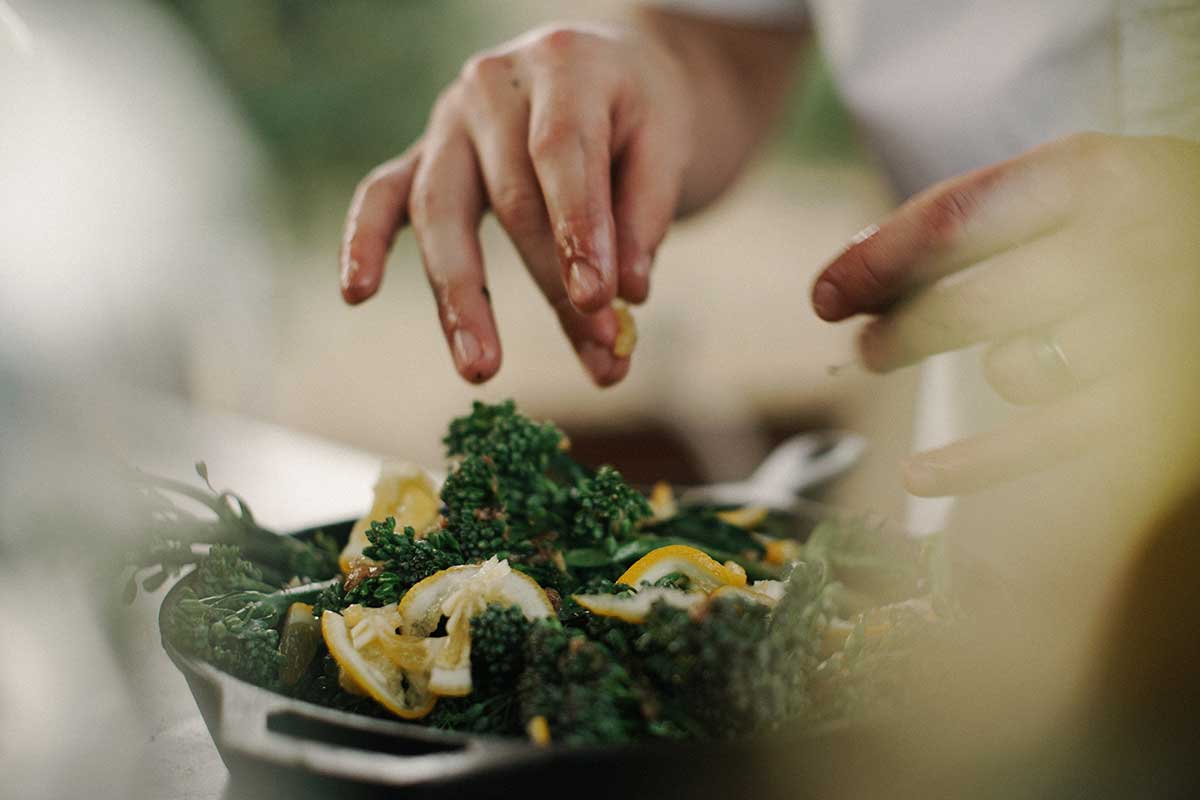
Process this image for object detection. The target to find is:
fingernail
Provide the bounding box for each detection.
[568,261,603,307]
[578,341,616,381]
[812,280,843,320]
[452,328,482,370]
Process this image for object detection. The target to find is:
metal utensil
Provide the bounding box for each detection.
[680,430,866,508]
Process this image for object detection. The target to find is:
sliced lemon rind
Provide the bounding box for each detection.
[617,544,748,591]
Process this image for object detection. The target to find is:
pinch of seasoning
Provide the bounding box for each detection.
[612,301,637,358]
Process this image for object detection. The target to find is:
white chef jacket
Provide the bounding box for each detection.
[653,0,1200,533]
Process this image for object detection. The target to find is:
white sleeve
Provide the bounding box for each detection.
[643,0,807,29]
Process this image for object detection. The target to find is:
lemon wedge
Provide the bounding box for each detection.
[339,461,440,574]
[321,606,443,719]
[617,544,748,592]
[395,558,554,697]
[571,587,705,623]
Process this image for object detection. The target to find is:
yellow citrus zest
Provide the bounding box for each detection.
[612,301,637,358]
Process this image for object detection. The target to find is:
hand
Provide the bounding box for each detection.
[338,23,694,386]
[811,133,1200,496]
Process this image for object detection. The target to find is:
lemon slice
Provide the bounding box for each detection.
[321,607,442,719]
[339,462,440,574]
[617,544,748,592]
[571,587,705,623]
[396,558,554,697]
[716,506,769,529]
[396,558,554,636]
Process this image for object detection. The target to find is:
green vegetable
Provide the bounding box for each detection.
[123,462,339,599]
[518,619,644,745]
[343,518,459,606]
[140,399,956,745]
[161,546,337,688]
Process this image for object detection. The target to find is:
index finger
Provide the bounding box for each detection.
[811,140,1080,322]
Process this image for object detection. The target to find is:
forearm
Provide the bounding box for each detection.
[635,7,810,214]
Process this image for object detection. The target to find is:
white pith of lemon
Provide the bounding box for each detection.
[571,587,705,623]
[321,607,443,719]
[397,558,554,697]
[339,462,440,573]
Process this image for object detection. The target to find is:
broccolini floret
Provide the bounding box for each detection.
[190,544,276,597]
[343,518,459,606]
[570,466,652,546]
[470,603,534,696]
[518,619,644,745]
[425,603,535,736]
[162,546,337,688]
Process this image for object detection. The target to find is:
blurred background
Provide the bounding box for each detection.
[1,0,914,512]
[0,1,907,798]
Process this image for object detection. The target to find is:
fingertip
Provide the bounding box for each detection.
[618,253,652,305]
[577,340,630,387]
[812,278,847,321]
[451,327,502,384]
[593,354,631,387]
[901,457,944,497]
[340,257,380,304]
[566,261,615,312]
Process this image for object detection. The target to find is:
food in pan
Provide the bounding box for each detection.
[128,401,957,745]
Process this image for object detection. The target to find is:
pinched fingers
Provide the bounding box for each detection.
[457,52,630,386]
[340,145,422,304]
